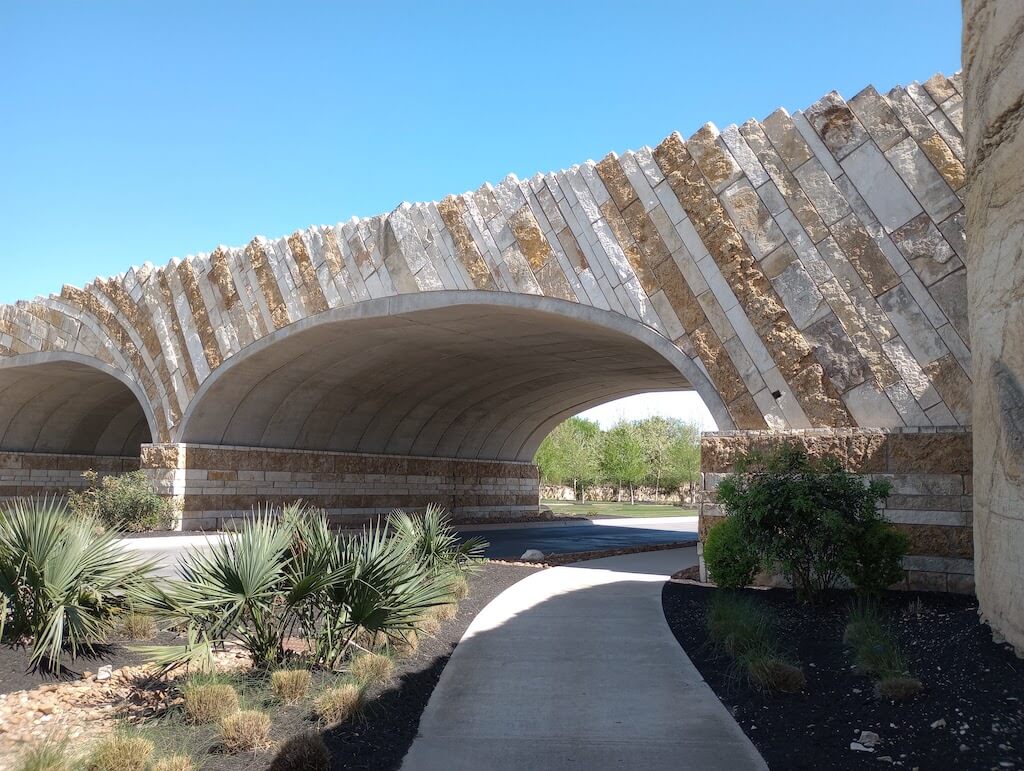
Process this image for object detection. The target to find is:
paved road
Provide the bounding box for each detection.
[120,516,698,576]
[401,547,767,770]
[460,516,697,559]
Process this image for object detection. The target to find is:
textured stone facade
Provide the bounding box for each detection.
[699,428,974,593]
[963,0,1024,649]
[0,72,969,444]
[140,444,537,530]
[0,452,140,504]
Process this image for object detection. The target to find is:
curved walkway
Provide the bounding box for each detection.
[401,548,767,770]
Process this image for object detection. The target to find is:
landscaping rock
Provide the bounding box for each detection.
[859,730,880,747]
[520,549,545,561]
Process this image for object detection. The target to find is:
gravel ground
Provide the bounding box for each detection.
[662,582,1024,770]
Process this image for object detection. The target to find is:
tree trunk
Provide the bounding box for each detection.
[616,484,622,503]
[629,482,635,504]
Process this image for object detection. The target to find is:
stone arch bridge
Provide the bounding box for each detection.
[0,72,972,591]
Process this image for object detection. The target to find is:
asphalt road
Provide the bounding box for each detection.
[121,516,699,576]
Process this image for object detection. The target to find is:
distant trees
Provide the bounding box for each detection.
[535,415,703,502]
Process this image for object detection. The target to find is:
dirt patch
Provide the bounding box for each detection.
[662,582,1024,769]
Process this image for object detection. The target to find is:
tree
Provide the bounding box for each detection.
[600,421,648,503]
[535,417,602,501]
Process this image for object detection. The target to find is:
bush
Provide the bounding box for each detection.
[715,445,892,602]
[429,601,458,624]
[702,517,758,589]
[841,519,911,594]
[313,683,365,724]
[68,470,174,532]
[84,735,153,771]
[388,504,487,575]
[271,669,312,704]
[447,574,470,601]
[183,682,239,723]
[16,736,72,771]
[150,757,193,771]
[220,710,272,753]
[0,499,156,671]
[268,732,329,771]
[349,652,393,685]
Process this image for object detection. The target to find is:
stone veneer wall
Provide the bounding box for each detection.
[141,444,539,530]
[963,0,1024,651]
[698,427,973,593]
[0,452,140,504]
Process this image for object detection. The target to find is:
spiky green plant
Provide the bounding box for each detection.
[0,498,157,671]
[387,503,487,576]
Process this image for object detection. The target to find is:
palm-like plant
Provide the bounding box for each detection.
[387,503,487,576]
[0,498,157,671]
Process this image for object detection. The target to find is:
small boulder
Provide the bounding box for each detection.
[96,665,112,681]
[858,731,880,748]
[520,549,545,561]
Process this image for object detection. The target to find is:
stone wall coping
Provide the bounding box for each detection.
[702,426,971,437]
[142,442,537,466]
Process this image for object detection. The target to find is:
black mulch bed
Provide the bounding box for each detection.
[662,582,1024,770]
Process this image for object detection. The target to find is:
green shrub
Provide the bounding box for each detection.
[268,732,329,771]
[702,517,758,589]
[68,470,174,532]
[715,445,892,602]
[0,499,156,671]
[744,651,806,693]
[841,519,911,594]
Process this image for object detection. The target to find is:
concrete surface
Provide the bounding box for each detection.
[401,547,767,771]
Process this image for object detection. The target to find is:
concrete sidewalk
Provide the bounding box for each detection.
[401,547,767,771]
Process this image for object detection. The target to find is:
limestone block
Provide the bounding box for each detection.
[890,213,962,286]
[770,261,826,330]
[762,109,813,170]
[720,125,769,187]
[804,312,872,393]
[719,179,786,259]
[884,137,962,223]
[848,85,909,152]
[877,284,948,366]
[886,87,936,142]
[687,124,742,193]
[829,213,901,296]
[791,111,844,179]
[841,381,904,427]
[803,92,869,159]
[839,141,922,233]
[793,157,852,226]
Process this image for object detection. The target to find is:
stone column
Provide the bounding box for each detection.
[964,0,1024,652]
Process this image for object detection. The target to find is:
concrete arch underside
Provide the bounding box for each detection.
[177,293,730,463]
[0,354,153,456]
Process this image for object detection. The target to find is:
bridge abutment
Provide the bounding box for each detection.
[140,443,539,530]
[698,427,974,593]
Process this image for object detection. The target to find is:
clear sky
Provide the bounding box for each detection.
[0,1,962,426]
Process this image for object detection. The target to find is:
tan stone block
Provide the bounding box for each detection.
[621,200,673,271]
[920,133,966,190]
[727,393,769,430]
[690,323,747,405]
[923,73,957,105]
[595,154,638,211]
[803,91,869,159]
[508,206,554,272]
[436,196,496,290]
[653,260,705,332]
[848,85,908,152]
[245,239,291,330]
[534,260,576,302]
[888,431,972,474]
[600,200,657,294]
[829,214,901,296]
[762,109,813,169]
[925,354,972,424]
[287,232,329,315]
[687,124,741,192]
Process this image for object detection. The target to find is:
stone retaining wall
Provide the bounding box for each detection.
[0,452,140,504]
[698,427,973,593]
[141,443,539,530]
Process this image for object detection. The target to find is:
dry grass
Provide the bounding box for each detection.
[448,574,470,600]
[349,652,394,685]
[84,735,154,771]
[150,757,194,771]
[183,682,240,724]
[271,669,312,704]
[220,710,273,753]
[415,613,440,635]
[267,731,329,771]
[313,683,365,724]
[118,612,156,641]
[16,736,72,771]
[746,656,807,693]
[393,629,419,654]
[877,675,924,701]
[429,602,458,624]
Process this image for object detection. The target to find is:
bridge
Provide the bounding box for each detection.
[0,72,971,590]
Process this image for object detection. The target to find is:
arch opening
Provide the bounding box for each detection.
[178,293,730,462]
[0,356,153,457]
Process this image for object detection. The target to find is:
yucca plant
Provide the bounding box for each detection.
[0,498,157,672]
[306,518,452,668]
[137,506,337,670]
[388,504,487,576]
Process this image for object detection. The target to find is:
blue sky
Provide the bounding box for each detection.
[0,2,962,427]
